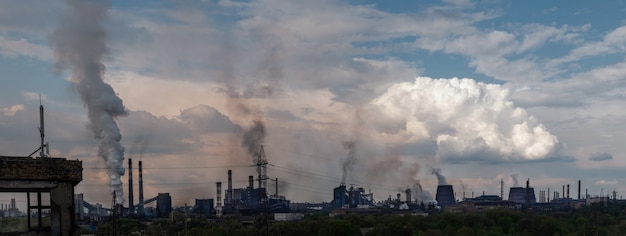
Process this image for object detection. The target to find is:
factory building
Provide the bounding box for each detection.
[156,193,172,218]
[332,184,374,209]
[193,199,214,216]
[221,170,291,215]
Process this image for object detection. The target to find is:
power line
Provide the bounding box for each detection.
[83,164,253,170]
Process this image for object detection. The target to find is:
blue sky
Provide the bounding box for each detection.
[1,0,626,207]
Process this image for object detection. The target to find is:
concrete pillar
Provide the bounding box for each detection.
[51,182,76,236]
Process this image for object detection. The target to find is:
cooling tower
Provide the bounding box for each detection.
[508,187,537,205]
[435,185,455,208]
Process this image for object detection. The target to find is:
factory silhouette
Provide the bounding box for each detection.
[0,103,616,235]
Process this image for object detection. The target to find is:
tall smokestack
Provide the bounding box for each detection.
[567,184,570,199]
[248,176,254,189]
[216,182,222,217]
[525,179,530,208]
[578,180,581,200]
[227,170,232,204]
[562,185,565,200]
[128,158,134,214]
[275,178,278,196]
[50,0,128,204]
[138,160,144,214]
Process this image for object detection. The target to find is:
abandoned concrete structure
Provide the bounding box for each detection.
[0,156,82,235]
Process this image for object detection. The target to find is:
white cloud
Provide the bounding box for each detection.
[0,36,51,60]
[595,179,618,185]
[551,25,626,66]
[370,77,561,163]
[0,104,24,116]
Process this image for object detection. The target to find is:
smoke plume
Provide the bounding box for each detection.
[49,0,127,204]
[431,168,447,185]
[511,173,519,187]
[341,141,357,184]
[242,120,266,158]
[413,180,435,204]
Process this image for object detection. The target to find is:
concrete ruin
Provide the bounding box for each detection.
[0,156,82,235]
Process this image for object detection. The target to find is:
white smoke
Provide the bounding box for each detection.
[370,77,560,163]
[49,0,127,205]
[431,168,447,185]
[413,181,435,204]
[511,173,519,187]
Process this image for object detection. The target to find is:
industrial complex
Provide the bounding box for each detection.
[0,104,619,234]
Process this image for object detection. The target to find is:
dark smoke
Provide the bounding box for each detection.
[242,120,266,158]
[341,141,357,184]
[49,0,127,204]
[128,136,151,160]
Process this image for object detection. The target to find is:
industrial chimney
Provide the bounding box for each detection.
[248,176,254,189]
[138,160,144,215]
[128,158,134,214]
[227,170,233,205]
[216,182,222,217]
[578,180,581,200]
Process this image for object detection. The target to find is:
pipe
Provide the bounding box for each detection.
[128,158,134,214]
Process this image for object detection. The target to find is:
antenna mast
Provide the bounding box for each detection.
[39,96,46,158]
[29,95,49,158]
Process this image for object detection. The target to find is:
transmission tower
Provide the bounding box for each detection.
[255,145,268,189]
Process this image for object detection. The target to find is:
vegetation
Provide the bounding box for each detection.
[0,216,50,233]
[93,202,626,236]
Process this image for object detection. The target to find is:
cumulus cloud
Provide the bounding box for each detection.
[589,152,613,161]
[1,104,25,116]
[370,77,561,163]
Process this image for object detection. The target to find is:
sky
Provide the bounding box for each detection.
[1,0,626,208]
